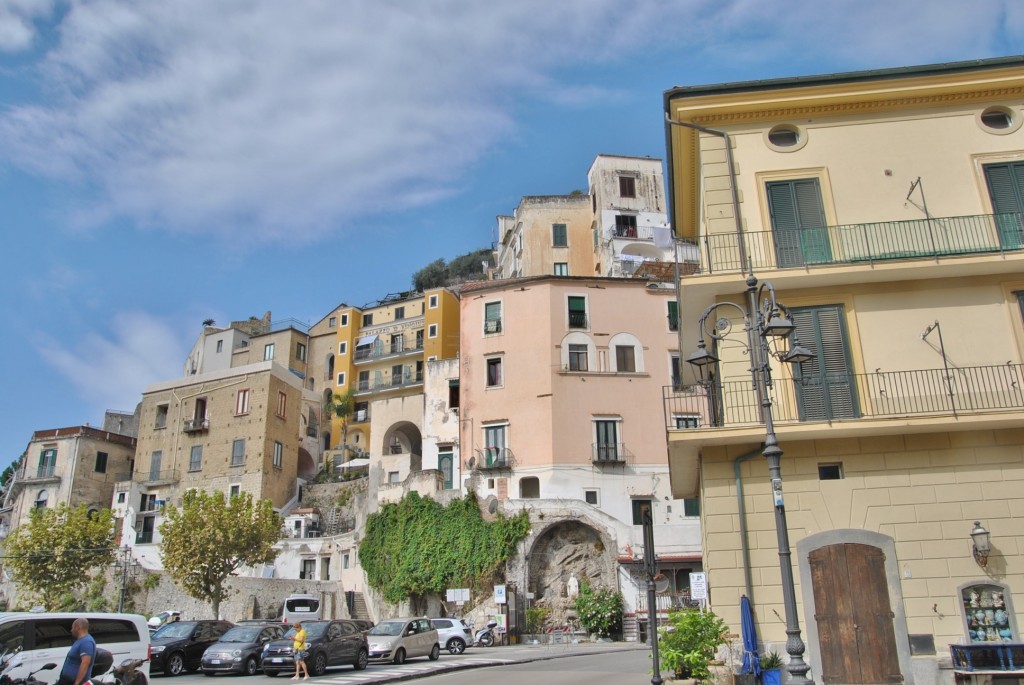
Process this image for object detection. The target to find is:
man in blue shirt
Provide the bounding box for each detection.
[58,619,96,685]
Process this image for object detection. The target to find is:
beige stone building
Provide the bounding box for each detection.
[664,57,1024,685]
[459,275,701,638]
[0,425,136,539]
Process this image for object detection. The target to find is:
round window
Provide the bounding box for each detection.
[977,106,1022,135]
[765,124,807,152]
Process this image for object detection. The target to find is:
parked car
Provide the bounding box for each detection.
[0,612,151,685]
[150,620,234,676]
[260,620,368,676]
[201,623,286,676]
[351,619,374,634]
[367,617,439,664]
[279,594,321,624]
[430,618,472,655]
[147,610,182,633]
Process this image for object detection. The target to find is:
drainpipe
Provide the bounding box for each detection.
[734,446,763,601]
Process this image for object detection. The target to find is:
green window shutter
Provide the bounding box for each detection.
[568,296,586,313]
[552,224,567,247]
[791,305,858,421]
[983,162,1024,248]
[668,301,679,331]
[683,498,700,517]
[767,179,830,266]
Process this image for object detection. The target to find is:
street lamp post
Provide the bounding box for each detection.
[642,510,663,685]
[686,274,815,685]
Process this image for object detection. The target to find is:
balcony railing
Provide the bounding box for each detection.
[183,417,210,433]
[568,312,588,329]
[664,363,1024,429]
[354,339,425,362]
[484,319,503,334]
[694,213,1024,274]
[140,469,180,485]
[610,225,655,241]
[354,370,425,394]
[17,464,59,482]
[592,443,633,464]
[472,447,515,470]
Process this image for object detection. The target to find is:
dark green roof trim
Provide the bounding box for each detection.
[663,55,1024,104]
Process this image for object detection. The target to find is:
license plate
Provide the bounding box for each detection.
[271,658,284,663]
[210,660,222,665]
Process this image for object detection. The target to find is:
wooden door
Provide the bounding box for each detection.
[810,543,902,684]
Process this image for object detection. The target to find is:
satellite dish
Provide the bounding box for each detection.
[653,573,671,594]
[486,496,498,514]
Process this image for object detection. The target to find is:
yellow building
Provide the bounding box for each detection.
[323,288,459,467]
[664,57,1024,685]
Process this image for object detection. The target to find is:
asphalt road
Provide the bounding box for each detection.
[158,642,652,685]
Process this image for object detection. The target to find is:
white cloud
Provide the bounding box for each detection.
[37,311,190,414]
[0,0,53,52]
[0,0,1020,241]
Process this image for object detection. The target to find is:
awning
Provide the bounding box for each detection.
[356,335,378,347]
[341,458,370,468]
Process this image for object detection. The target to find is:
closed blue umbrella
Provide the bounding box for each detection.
[741,594,761,676]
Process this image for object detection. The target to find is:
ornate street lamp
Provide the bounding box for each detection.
[687,274,814,685]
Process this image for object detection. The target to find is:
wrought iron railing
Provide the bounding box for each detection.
[472,447,516,469]
[568,312,588,329]
[354,370,424,394]
[354,339,424,362]
[18,464,58,481]
[140,468,180,484]
[183,417,210,433]
[664,363,1024,429]
[694,213,1024,274]
[591,442,633,464]
[611,225,655,241]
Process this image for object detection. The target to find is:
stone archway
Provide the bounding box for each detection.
[527,520,614,626]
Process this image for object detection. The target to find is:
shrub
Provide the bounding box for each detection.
[657,608,729,683]
[574,581,623,638]
[525,606,550,634]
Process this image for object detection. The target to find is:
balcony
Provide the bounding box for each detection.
[663,363,1024,431]
[16,464,60,483]
[693,213,1024,275]
[484,319,502,334]
[353,370,425,395]
[592,442,633,465]
[610,225,655,241]
[472,447,515,470]
[140,469,180,486]
[353,338,425,363]
[182,417,210,433]
[568,312,588,329]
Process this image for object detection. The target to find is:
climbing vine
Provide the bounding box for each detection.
[359,492,530,604]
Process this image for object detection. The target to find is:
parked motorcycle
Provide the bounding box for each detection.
[473,620,498,647]
[90,657,148,685]
[0,662,56,685]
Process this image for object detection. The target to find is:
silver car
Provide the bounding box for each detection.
[430,618,473,655]
[367,617,440,664]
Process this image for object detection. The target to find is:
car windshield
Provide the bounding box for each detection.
[152,622,196,639]
[284,622,327,639]
[368,622,405,637]
[219,627,260,643]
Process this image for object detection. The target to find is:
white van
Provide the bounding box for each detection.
[280,594,322,624]
[0,612,151,685]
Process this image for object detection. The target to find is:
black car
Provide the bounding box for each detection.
[201,623,286,676]
[261,620,369,676]
[150,620,235,676]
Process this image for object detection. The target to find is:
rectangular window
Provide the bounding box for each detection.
[766,178,830,267]
[631,499,652,525]
[342,553,350,569]
[329,316,336,328]
[674,415,700,429]
[155,404,168,429]
[264,343,275,361]
[668,301,679,331]
[189,445,203,471]
[391,364,403,387]
[390,333,404,354]
[594,419,620,461]
[94,451,108,473]
[358,370,370,391]
[683,498,701,517]
[486,357,503,387]
[584,489,599,506]
[429,294,439,308]
[484,301,502,334]
[362,313,373,326]
[215,340,223,353]
[229,484,241,499]
[818,463,844,480]
[388,471,400,484]
[337,372,346,386]
[615,345,636,372]
[619,176,636,198]
[340,313,349,326]
[552,223,568,247]
[117,492,126,504]
[554,262,568,276]
[484,425,506,465]
[394,306,405,320]
[568,344,588,371]
[231,439,245,466]
[37,448,57,478]
[568,296,587,329]
[428,324,438,338]
[236,389,250,415]
[670,353,681,389]
[276,391,287,418]
[615,214,638,237]
[448,380,460,410]
[296,342,307,361]
[273,441,283,468]
[149,451,162,480]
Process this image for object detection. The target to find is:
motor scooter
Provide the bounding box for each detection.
[473,620,498,647]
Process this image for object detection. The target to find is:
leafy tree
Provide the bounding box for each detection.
[359,492,529,604]
[323,390,356,462]
[413,259,447,291]
[4,504,117,610]
[411,247,493,291]
[159,490,281,618]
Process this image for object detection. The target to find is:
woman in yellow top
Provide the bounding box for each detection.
[292,622,309,680]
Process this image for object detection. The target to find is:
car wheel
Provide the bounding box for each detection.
[166,653,186,677]
[428,644,440,661]
[244,657,259,676]
[353,649,368,671]
[446,638,465,655]
[392,648,406,665]
[311,652,327,677]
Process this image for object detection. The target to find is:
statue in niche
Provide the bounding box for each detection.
[566,574,579,599]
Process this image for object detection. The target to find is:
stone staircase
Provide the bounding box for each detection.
[349,592,369,620]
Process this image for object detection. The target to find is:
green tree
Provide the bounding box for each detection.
[412,259,447,291]
[323,389,356,461]
[4,504,117,610]
[159,490,281,618]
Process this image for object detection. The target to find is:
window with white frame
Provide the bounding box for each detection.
[484,301,502,334]
[231,438,245,466]
[216,339,223,353]
[584,489,599,506]
[273,441,283,468]
[486,356,503,387]
[483,424,507,466]
[568,344,588,371]
[340,313,349,326]
[567,295,587,329]
[264,343,275,361]
[428,324,438,338]
[608,333,643,373]
[276,391,287,418]
[593,417,622,462]
[296,342,307,361]
[229,484,241,499]
[339,341,347,355]
[674,414,700,429]
[189,445,203,471]
[236,389,250,415]
[337,372,346,386]
[329,316,336,328]
[554,262,568,276]
[429,294,439,308]
[560,332,595,372]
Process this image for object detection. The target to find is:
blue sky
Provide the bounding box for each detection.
[1,0,1022,467]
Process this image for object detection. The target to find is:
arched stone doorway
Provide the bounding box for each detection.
[381,421,423,472]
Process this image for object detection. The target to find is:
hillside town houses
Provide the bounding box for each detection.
[3,56,1024,685]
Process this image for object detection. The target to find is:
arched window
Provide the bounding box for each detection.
[34,490,48,509]
[560,332,595,372]
[607,333,644,373]
[325,353,335,381]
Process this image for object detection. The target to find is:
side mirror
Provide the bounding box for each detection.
[40,665,58,671]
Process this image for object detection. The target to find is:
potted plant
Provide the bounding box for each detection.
[657,608,730,683]
[760,651,784,685]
